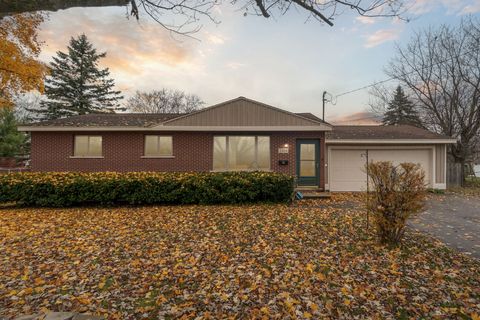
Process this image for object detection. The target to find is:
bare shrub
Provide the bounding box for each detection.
[366,161,426,245]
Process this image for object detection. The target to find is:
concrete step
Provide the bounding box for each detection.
[295,191,331,199]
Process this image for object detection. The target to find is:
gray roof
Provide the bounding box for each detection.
[28,113,186,127]
[328,125,453,140]
[27,112,324,127]
[295,113,324,123]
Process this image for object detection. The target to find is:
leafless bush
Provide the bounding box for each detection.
[366,161,426,245]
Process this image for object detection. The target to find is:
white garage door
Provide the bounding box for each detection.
[329,148,432,192]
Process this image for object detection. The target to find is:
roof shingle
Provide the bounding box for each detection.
[28,113,185,127]
[24,113,453,141]
[327,125,453,140]
[27,112,326,127]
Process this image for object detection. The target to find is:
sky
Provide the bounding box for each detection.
[36,0,480,124]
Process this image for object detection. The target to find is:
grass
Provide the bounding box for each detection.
[466,176,480,188]
[0,194,479,319]
[448,176,480,197]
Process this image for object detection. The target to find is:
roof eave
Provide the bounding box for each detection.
[19,125,333,132]
[326,139,457,144]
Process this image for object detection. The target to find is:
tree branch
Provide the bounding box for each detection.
[255,0,270,18]
[289,0,333,26]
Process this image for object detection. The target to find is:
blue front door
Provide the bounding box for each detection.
[296,140,320,186]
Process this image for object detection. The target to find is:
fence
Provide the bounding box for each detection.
[447,162,463,188]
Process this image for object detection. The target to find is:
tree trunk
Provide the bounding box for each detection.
[0,0,129,17]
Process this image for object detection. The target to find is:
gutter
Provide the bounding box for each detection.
[325,139,457,144]
[18,125,333,132]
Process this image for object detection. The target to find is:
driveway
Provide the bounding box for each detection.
[410,193,480,259]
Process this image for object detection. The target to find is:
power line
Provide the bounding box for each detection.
[334,77,395,98]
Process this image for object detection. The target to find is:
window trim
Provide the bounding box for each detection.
[143,135,173,157]
[213,135,271,171]
[140,155,175,159]
[72,135,103,158]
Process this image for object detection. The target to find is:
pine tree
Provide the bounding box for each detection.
[382,86,422,127]
[0,108,26,157]
[36,34,123,120]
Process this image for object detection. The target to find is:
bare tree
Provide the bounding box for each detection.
[0,0,408,35]
[368,83,395,117]
[386,17,480,180]
[13,92,43,124]
[125,89,204,113]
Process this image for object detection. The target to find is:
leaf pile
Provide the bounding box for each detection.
[1,195,479,319]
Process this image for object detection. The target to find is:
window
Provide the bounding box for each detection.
[144,135,173,157]
[74,135,102,157]
[213,136,270,171]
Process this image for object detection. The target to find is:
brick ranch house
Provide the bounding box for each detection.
[18,97,456,191]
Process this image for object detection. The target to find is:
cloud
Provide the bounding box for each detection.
[331,111,381,125]
[407,0,480,15]
[364,29,401,48]
[226,62,246,69]
[460,2,480,14]
[38,7,197,96]
[356,16,376,25]
[205,32,226,44]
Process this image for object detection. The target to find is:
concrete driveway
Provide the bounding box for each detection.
[410,193,480,259]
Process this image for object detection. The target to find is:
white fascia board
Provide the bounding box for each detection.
[19,125,332,132]
[325,139,457,144]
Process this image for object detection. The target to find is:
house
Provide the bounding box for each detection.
[18,97,457,191]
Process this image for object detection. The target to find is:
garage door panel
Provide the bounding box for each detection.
[330,150,366,192]
[330,148,432,191]
[369,150,431,185]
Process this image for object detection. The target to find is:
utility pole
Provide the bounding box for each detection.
[322,91,327,121]
[362,150,370,231]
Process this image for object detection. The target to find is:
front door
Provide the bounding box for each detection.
[296,140,320,186]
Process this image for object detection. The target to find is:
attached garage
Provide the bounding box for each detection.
[325,126,456,192]
[328,147,433,192]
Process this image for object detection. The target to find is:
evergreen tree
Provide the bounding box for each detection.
[383,86,422,127]
[36,34,123,120]
[0,108,26,157]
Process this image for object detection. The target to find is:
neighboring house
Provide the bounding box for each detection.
[18,97,456,191]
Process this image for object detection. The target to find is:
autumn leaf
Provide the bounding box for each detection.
[76,295,91,305]
[0,12,47,108]
[305,263,315,273]
[260,306,270,314]
[34,277,45,286]
[0,194,479,319]
[471,313,480,320]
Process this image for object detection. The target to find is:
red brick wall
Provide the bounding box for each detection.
[31,131,326,189]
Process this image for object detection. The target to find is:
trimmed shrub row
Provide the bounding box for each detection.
[0,171,294,207]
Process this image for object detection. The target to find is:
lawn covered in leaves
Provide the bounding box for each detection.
[1,195,479,319]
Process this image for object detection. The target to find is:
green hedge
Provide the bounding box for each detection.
[0,171,294,207]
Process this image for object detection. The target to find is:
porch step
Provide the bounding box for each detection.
[296,191,331,199]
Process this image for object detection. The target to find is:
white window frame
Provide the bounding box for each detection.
[71,135,103,158]
[213,135,270,171]
[142,135,174,158]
